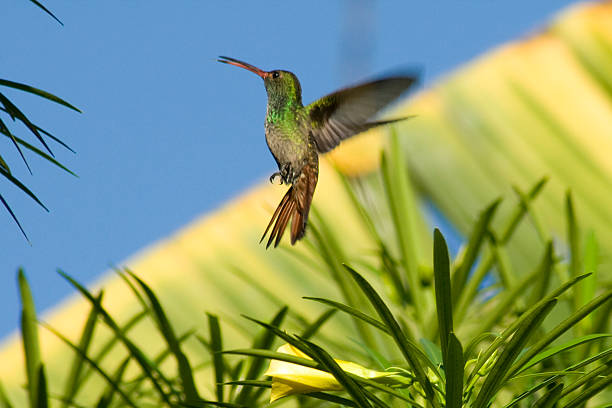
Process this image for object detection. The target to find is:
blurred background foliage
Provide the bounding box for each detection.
[1,0,612,407]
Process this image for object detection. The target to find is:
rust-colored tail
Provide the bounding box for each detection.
[261,161,318,248]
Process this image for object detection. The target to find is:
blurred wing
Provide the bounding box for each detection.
[306,76,416,153]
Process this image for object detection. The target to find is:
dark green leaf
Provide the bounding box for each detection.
[344,265,439,406]
[562,363,612,408]
[531,382,563,408]
[76,310,146,390]
[433,229,453,369]
[0,79,80,111]
[222,348,318,369]
[502,349,612,408]
[0,129,76,176]
[207,313,224,402]
[61,292,103,408]
[469,273,590,382]
[0,115,32,174]
[0,167,48,211]
[95,357,131,408]
[40,322,137,408]
[18,269,42,408]
[237,306,287,404]
[507,289,612,379]
[516,333,612,375]
[445,333,464,408]
[0,92,53,155]
[35,366,48,408]
[0,154,9,173]
[0,193,29,241]
[128,271,200,402]
[473,299,556,408]
[58,270,176,405]
[303,297,389,334]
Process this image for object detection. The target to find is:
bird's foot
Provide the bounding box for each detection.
[269,172,283,185]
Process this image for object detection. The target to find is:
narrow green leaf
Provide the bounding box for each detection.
[469,273,591,383]
[123,330,195,401]
[516,333,612,375]
[0,154,9,173]
[207,313,224,403]
[41,322,137,408]
[76,310,146,390]
[446,333,464,408]
[532,382,563,408]
[304,297,389,334]
[562,363,612,408]
[95,357,131,408]
[58,270,176,405]
[580,231,598,333]
[507,289,612,379]
[0,167,48,211]
[35,366,48,408]
[451,199,500,304]
[433,229,454,368]
[61,292,103,408]
[0,130,76,176]
[0,193,29,241]
[502,349,612,408]
[222,348,318,369]
[308,211,378,349]
[0,115,32,174]
[473,299,557,408]
[128,272,200,402]
[236,306,288,404]
[26,0,63,25]
[301,339,372,408]
[0,79,79,111]
[566,191,580,280]
[0,92,53,155]
[18,269,42,408]
[344,265,439,407]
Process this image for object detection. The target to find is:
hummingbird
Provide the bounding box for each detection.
[218,56,416,248]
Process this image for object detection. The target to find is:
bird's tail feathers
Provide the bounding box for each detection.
[261,162,318,248]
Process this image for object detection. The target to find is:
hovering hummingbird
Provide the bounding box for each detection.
[218,56,416,248]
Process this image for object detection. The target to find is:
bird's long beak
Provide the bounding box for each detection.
[217,56,268,78]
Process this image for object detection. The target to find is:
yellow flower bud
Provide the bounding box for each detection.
[264,343,397,402]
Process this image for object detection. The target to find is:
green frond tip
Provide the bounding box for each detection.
[0,79,79,112]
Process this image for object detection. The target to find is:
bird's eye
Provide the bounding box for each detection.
[272,71,280,78]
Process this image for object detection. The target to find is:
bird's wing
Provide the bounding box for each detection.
[306,76,416,153]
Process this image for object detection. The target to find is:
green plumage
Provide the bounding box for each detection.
[218,56,417,247]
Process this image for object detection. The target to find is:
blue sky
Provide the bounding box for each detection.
[0,1,575,338]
